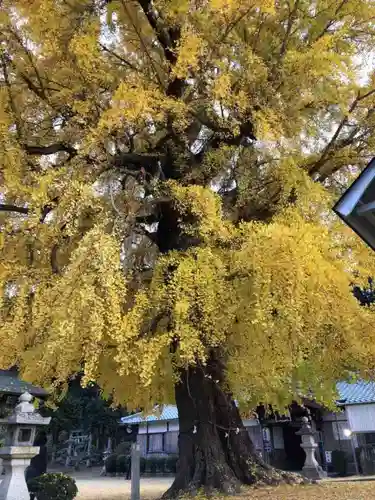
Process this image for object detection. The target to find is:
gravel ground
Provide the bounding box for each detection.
[75,476,172,500]
[75,481,375,500]
[51,468,375,500]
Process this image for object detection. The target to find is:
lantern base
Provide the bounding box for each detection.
[301,464,327,480]
[0,446,40,500]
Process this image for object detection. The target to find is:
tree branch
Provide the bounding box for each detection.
[357,88,375,103]
[23,142,77,157]
[1,55,22,140]
[308,92,365,177]
[136,0,185,98]
[0,197,58,221]
[99,43,140,72]
[0,204,28,215]
[120,0,165,89]
[4,52,76,119]
[9,28,47,101]
[112,152,165,175]
[134,225,159,245]
[217,6,254,46]
[279,0,300,59]
[137,0,179,65]
[313,0,349,41]
[50,244,59,274]
[17,70,47,102]
[135,213,160,225]
[40,197,59,223]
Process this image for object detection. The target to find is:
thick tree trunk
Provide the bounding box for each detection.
[164,365,241,498]
[157,207,302,497]
[163,356,303,498]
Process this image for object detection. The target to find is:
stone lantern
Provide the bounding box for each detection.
[296,416,327,480]
[0,392,51,500]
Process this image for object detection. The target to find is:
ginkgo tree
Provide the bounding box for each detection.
[2,0,375,495]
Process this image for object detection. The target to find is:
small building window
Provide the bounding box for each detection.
[364,433,375,445]
[148,433,164,453]
[332,421,351,441]
[165,431,178,454]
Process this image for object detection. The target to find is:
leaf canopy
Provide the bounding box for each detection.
[1,0,375,411]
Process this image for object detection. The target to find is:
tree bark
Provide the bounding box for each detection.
[164,356,303,498]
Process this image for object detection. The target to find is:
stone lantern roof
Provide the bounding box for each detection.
[0,369,47,400]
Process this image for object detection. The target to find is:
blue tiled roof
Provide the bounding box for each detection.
[121,405,178,424]
[337,381,375,405]
[121,382,375,424]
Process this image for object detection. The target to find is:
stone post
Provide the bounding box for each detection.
[0,392,51,500]
[100,437,112,476]
[86,433,92,468]
[65,434,73,468]
[130,442,141,500]
[0,424,6,476]
[296,416,327,480]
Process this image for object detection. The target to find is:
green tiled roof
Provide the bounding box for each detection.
[0,370,48,398]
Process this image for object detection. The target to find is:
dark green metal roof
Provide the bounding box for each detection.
[0,370,48,399]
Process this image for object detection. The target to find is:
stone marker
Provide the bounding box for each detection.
[0,392,51,500]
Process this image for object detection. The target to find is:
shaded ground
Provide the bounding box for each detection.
[75,478,375,499]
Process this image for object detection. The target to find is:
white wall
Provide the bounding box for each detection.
[347,404,375,432]
[138,422,169,434]
[168,422,179,432]
[139,418,258,434]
